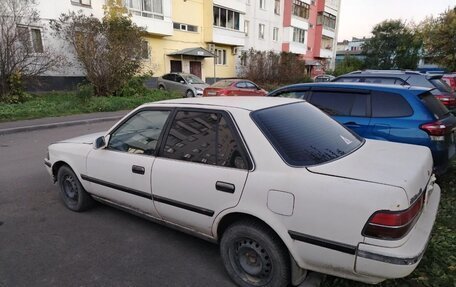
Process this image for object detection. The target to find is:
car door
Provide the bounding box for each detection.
[175,75,188,94]
[367,91,413,142]
[309,90,371,136]
[245,81,262,96]
[234,81,247,96]
[151,109,250,235]
[85,109,172,217]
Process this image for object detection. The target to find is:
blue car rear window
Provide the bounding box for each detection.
[251,102,364,166]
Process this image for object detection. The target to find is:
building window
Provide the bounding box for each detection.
[124,0,164,20]
[274,0,280,14]
[273,27,279,41]
[140,40,149,59]
[244,20,249,36]
[292,0,310,19]
[18,26,44,53]
[215,49,227,65]
[258,24,265,40]
[71,0,91,6]
[292,27,306,44]
[259,0,266,9]
[318,12,336,30]
[173,22,198,32]
[213,6,240,30]
[322,36,334,50]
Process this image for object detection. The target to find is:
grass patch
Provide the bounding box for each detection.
[0,90,180,122]
[321,161,456,287]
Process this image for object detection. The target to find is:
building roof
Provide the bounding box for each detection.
[168,47,215,58]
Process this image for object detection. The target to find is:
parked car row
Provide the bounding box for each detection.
[334,70,456,110]
[157,73,267,98]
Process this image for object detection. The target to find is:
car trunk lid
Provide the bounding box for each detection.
[307,139,433,205]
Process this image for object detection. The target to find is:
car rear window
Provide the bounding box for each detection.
[371,92,413,117]
[212,80,234,88]
[419,92,449,120]
[251,102,363,166]
[430,78,452,93]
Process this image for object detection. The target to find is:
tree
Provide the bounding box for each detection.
[334,55,365,76]
[50,0,145,96]
[419,8,456,72]
[363,20,422,70]
[0,0,64,99]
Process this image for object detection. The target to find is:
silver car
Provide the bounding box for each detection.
[157,73,208,97]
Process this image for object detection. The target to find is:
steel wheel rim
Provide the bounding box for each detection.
[62,174,78,203]
[229,238,273,286]
[187,90,194,97]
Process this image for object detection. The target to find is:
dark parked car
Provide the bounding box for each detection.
[333,70,456,110]
[268,82,456,175]
[203,79,267,97]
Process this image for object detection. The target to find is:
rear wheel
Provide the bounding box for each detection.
[158,85,165,91]
[186,90,195,98]
[220,220,290,287]
[57,165,94,212]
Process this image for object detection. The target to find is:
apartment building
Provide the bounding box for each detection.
[26,0,339,89]
[243,0,341,76]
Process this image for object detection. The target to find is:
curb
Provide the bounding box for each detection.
[0,115,123,136]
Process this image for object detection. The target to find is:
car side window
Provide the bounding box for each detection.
[310,92,357,116]
[108,110,171,155]
[350,94,369,117]
[175,75,185,83]
[235,82,247,88]
[163,74,174,81]
[245,82,257,89]
[162,110,247,169]
[335,77,361,83]
[371,92,413,117]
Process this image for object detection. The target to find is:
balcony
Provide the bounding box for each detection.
[125,0,173,36]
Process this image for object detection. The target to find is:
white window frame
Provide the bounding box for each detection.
[244,20,249,36]
[71,0,91,6]
[18,25,44,54]
[274,0,280,15]
[215,49,227,65]
[273,27,279,41]
[292,27,306,44]
[124,0,164,20]
[213,6,241,31]
[259,0,266,10]
[258,24,265,40]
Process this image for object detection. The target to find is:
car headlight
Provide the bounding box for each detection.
[195,87,203,91]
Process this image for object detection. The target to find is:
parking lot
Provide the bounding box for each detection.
[0,121,235,287]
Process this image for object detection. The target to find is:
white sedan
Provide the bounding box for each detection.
[45,97,440,287]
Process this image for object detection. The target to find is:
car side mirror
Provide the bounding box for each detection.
[94,136,108,150]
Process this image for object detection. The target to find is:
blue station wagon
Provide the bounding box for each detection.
[268,83,456,174]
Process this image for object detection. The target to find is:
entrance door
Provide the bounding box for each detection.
[190,61,202,78]
[170,60,182,73]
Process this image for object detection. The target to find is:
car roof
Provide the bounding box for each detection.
[144,96,302,111]
[270,82,431,94]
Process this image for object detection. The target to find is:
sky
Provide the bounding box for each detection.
[338,0,456,41]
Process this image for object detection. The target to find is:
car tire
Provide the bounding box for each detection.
[57,165,94,212]
[158,85,165,91]
[186,90,195,98]
[220,220,290,287]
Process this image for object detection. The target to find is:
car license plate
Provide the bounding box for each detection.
[208,92,216,96]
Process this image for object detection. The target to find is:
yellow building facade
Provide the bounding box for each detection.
[140,0,244,82]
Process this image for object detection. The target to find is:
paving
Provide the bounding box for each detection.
[0,110,130,135]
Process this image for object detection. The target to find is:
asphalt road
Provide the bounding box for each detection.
[0,121,235,287]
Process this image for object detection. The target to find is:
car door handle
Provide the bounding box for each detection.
[132,165,145,175]
[216,181,235,193]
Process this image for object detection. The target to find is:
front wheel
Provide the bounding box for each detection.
[57,165,94,212]
[220,220,290,287]
[186,90,195,98]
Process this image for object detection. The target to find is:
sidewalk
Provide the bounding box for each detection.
[0,110,130,135]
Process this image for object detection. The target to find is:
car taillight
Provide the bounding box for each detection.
[363,192,425,240]
[435,94,456,107]
[420,121,448,138]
